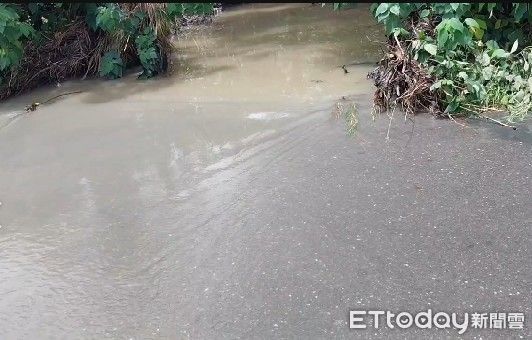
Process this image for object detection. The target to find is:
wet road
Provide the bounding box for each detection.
[0,4,531,339]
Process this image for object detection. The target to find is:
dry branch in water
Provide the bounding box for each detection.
[367,36,442,117]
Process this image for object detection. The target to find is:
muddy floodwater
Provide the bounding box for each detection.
[0,4,531,339]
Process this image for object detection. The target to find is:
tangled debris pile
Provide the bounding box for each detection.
[368,35,441,117]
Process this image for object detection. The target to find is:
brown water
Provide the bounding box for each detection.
[0,4,383,338]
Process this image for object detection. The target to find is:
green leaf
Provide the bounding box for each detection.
[491,49,508,58]
[482,66,493,80]
[167,3,184,18]
[374,3,389,17]
[473,28,484,40]
[437,28,448,47]
[139,47,157,61]
[448,18,464,31]
[99,50,124,79]
[486,40,499,50]
[513,3,527,22]
[475,18,487,30]
[391,27,409,38]
[464,18,484,40]
[510,39,518,54]
[419,9,430,19]
[458,71,468,80]
[423,43,437,56]
[444,100,460,113]
[389,4,400,16]
[464,18,479,28]
[96,5,122,33]
[430,80,442,90]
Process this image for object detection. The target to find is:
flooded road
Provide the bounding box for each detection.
[0,4,531,339]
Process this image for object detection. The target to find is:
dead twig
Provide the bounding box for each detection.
[25,91,83,112]
[478,114,517,130]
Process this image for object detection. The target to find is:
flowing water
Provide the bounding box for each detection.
[0,4,382,338]
[1,4,531,339]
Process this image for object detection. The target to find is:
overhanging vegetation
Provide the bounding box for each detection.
[0,3,214,100]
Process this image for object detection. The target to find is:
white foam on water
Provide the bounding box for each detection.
[246,111,290,121]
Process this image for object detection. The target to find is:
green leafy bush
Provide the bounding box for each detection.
[0,4,34,73]
[93,3,213,79]
[99,50,124,79]
[135,27,162,78]
[369,3,532,121]
[0,3,214,100]
[95,4,123,33]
